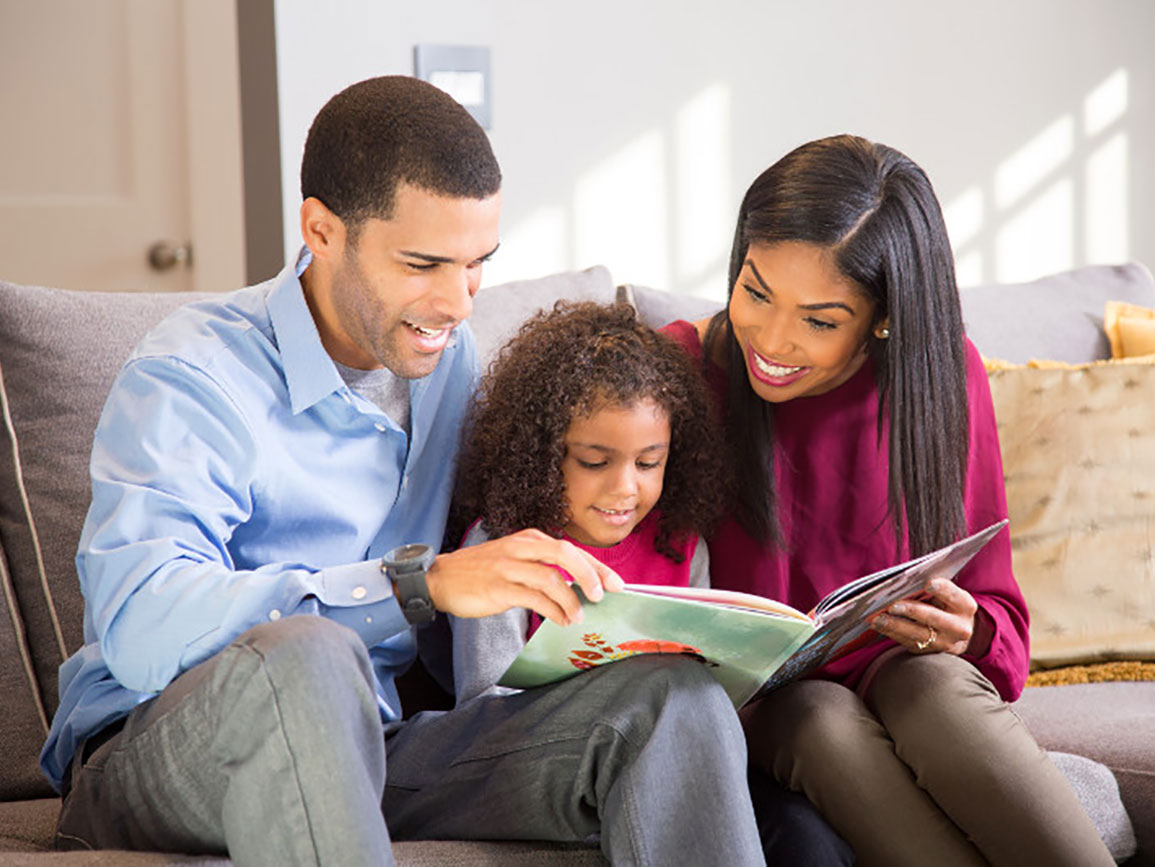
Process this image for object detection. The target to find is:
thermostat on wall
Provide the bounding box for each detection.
[414,44,492,129]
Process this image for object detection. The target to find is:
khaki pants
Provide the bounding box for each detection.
[741,652,1113,867]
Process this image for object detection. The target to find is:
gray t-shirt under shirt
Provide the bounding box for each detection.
[334,360,411,434]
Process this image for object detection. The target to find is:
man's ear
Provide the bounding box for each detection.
[300,197,346,262]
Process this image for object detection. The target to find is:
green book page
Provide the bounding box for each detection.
[499,589,817,707]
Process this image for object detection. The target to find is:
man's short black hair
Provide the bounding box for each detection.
[300,75,501,230]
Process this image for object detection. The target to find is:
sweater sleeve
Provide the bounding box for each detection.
[956,340,1031,701]
[448,522,529,705]
[688,535,710,588]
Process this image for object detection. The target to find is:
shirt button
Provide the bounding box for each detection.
[365,615,373,624]
[374,422,387,432]
[269,609,281,621]
[352,585,367,600]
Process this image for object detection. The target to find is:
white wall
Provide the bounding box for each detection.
[273,0,1155,300]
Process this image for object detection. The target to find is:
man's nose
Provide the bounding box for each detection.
[432,267,475,323]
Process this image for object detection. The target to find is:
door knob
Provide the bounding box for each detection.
[147,241,193,271]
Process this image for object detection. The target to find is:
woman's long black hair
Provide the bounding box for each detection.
[704,134,969,558]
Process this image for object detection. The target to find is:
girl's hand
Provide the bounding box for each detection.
[870,579,994,657]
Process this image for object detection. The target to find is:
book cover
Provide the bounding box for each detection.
[498,519,1008,707]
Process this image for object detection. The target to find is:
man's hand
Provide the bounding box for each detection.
[424,529,625,627]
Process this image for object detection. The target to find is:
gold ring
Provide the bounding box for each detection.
[916,625,937,651]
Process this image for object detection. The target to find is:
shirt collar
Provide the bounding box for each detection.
[267,247,346,414]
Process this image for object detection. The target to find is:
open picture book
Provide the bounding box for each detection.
[498,519,1009,707]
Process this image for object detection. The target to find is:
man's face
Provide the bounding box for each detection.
[316,183,501,378]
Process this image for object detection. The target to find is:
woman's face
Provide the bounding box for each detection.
[727,240,881,403]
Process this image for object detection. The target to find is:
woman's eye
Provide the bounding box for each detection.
[577,459,607,470]
[805,317,837,332]
[743,283,769,303]
[637,460,662,471]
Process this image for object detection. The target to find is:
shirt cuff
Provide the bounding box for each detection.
[315,559,410,647]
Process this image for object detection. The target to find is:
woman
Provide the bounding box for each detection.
[663,134,1112,866]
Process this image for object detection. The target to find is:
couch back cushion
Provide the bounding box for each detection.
[0,281,211,797]
[960,263,1155,364]
[470,265,616,369]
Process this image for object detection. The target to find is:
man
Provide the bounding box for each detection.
[41,76,765,865]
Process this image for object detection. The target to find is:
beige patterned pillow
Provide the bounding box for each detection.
[987,356,1155,668]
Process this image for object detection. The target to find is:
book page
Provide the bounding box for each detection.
[499,588,815,707]
[624,583,812,622]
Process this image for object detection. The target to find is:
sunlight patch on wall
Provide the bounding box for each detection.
[944,186,984,250]
[483,204,568,288]
[574,130,669,290]
[952,68,1129,289]
[1084,68,1128,136]
[994,116,1074,211]
[996,178,1073,283]
[676,83,731,296]
[1085,132,1129,264]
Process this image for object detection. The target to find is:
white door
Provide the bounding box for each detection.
[0,0,245,293]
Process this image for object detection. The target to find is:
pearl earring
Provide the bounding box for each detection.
[878,327,890,339]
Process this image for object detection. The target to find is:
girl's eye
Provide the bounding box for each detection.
[637,460,662,471]
[805,317,837,332]
[577,459,607,470]
[743,283,769,303]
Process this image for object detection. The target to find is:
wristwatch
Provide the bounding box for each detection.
[381,543,437,624]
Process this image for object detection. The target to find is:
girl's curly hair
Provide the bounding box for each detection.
[450,301,725,562]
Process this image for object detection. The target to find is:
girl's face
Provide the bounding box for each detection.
[560,398,670,548]
[728,240,882,403]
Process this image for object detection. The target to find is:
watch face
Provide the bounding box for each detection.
[389,543,430,564]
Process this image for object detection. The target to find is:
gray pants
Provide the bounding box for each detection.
[741,652,1114,867]
[56,616,764,866]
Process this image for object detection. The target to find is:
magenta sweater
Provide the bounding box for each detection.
[662,320,1029,701]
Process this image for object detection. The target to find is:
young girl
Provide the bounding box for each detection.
[665,134,1113,866]
[447,300,724,704]
[449,300,854,864]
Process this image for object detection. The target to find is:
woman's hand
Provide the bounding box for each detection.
[869,579,994,657]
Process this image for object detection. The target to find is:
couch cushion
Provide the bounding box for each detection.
[986,356,1155,669]
[617,283,722,330]
[960,263,1155,364]
[470,266,616,370]
[0,281,213,730]
[1016,682,1155,862]
[0,535,54,799]
[1046,751,1136,862]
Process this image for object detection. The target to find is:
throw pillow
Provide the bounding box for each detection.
[986,355,1155,669]
[1104,300,1155,359]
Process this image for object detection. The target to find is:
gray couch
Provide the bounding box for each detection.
[1,263,1152,865]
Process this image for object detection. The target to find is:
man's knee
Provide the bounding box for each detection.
[238,615,367,670]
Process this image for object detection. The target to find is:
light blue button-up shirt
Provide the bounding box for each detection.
[41,251,478,789]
